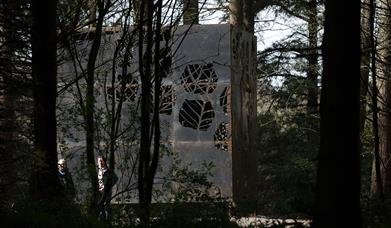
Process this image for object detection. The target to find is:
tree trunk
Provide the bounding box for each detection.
[312,0,362,227]
[30,0,61,202]
[148,0,162,212]
[229,0,243,30]
[229,0,255,32]
[360,0,371,134]
[132,0,149,26]
[89,0,97,28]
[305,0,320,145]
[372,0,391,196]
[306,0,319,115]
[0,0,19,211]
[183,0,199,25]
[138,0,153,224]
[242,0,254,32]
[137,0,163,224]
[85,0,106,215]
[368,0,383,198]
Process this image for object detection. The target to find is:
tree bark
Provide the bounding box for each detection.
[306,0,319,115]
[132,0,149,26]
[372,0,391,196]
[183,0,199,25]
[0,0,19,211]
[368,0,383,198]
[85,0,107,215]
[360,0,371,134]
[30,0,61,202]
[229,0,243,30]
[312,0,362,227]
[229,0,255,32]
[137,0,153,224]
[137,0,163,224]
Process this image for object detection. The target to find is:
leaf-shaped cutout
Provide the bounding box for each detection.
[179,99,215,131]
[107,73,139,102]
[214,122,228,151]
[159,85,176,115]
[181,64,200,92]
[180,63,218,94]
[197,63,218,94]
[123,80,139,101]
[159,47,172,78]
[219,86,230,114]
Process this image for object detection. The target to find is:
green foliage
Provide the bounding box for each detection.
[2,197,105,228]
[111,202,239,228]
[360,119,375,195]
[247,222,308,228]
[360,119,391,228]
[256,111,317,217]
[148,202,238,228]
[109,150,234,227]
[150,152,235,227]
[361,196,391,228]
[163,153,217,202]
[256,15,320,216]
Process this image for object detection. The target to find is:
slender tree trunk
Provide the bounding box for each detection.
[85,0,107,215]
[148,0,162,210]
[242,0,254,32]
[133,0,149,26]
[368,0,383,198]
[89,0,97,28]
[138,0,153,224]
[360,1,375,194]
[360,0,371,134]
[306,0,319,115]
[0,0,18,209]
[183,0,199,24]
[30,0,61,203]
[372,0,391,196]
[305,0,319,146]
[312,0,362,227]
[137,0,163,224]
[229,0,243,30]
[229,0,255,32]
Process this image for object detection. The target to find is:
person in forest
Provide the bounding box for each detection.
[97,155,118,221]
[57,158,76,201]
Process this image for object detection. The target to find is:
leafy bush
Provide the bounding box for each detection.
[256,112,317,217]
[2,197,105,228]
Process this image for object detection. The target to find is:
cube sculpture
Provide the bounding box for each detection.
[164,24,257,208]
[58,24,257,209]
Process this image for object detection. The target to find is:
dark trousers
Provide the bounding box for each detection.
[98,190,112,221]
